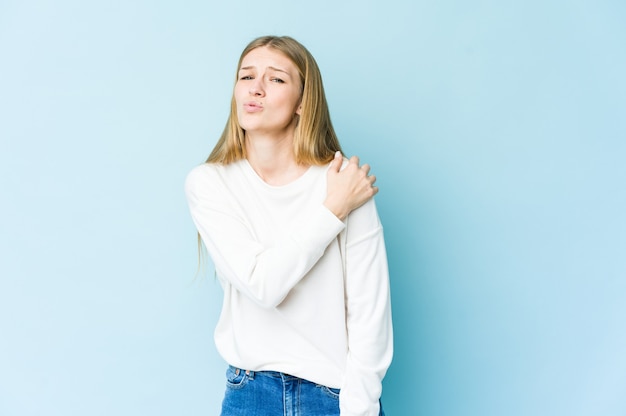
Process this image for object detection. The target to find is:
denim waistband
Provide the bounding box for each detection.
[229,365,309,382]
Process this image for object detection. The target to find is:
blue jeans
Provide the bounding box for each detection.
[220,366,385,416]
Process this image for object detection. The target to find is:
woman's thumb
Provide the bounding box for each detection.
[330,151,342,172]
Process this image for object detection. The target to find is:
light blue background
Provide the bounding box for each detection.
[1,1,625,415]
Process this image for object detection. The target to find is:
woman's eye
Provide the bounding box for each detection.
[271,78,285,84]
[239,75,253,80]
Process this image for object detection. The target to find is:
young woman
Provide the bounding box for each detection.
[185,35,393,416]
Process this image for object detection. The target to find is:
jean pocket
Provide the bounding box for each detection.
[225,366,249,390]
[317,385,340,400]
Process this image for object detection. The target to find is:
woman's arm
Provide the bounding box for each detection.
[339,199,394,416]
[184,152,377,309]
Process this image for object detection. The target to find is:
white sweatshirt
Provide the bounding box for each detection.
[185,159,393,415]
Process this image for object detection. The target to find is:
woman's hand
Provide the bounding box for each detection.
[324,151,378,221]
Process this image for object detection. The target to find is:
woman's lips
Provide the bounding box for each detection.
[243,102,263,112]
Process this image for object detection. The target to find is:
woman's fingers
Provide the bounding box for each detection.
[324,154,378,220]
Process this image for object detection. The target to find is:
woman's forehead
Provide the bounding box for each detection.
[240,47,294,69]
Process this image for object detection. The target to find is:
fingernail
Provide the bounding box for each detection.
[335,151,341,158]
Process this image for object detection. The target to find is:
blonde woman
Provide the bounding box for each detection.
[185,35,392,416]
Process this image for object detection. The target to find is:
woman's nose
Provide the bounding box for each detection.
[249,79,264,96]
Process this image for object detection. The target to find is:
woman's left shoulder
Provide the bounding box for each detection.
[346,198,382,236]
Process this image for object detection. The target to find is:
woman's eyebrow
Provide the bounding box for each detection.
[239,65,291,77]
[267,66,290,76]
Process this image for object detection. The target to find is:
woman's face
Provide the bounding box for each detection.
[235,46,303,138]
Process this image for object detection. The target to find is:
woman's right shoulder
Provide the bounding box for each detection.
[186,162,216,182]
[184,162,228,195]
[187,162,220,178]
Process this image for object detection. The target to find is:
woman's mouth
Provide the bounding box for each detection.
[243,102,263,112]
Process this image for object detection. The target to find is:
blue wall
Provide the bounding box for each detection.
[1,1,624,415]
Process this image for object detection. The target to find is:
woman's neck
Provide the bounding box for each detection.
[245,132,309,186]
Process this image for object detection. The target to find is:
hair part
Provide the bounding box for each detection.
[206,35,342,165]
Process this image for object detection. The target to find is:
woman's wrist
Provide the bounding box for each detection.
[323,199,349,221]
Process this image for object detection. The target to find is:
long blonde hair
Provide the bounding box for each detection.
[206,35,342,165]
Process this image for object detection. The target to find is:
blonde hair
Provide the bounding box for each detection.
[206,35,342,165]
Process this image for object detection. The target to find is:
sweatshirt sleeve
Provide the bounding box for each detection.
[339,199,394,416]
[184,164,345,308]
